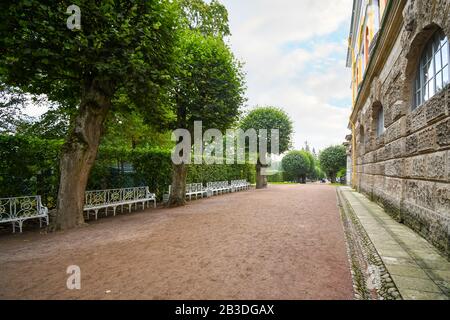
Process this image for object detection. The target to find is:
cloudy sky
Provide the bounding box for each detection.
[221,0,353,152]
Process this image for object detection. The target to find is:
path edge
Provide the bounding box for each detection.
[336,187,402,300]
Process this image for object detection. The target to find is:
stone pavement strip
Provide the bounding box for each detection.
[338,186,450,300]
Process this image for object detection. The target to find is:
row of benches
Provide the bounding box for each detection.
[0,186,156,233]
[0,180,251,233]
[168,180,251,201]
[84,187,156,220]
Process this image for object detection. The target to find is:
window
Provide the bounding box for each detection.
[365,27,370,65]
[360,126,365,145]
[414,30,449,109]
[376,107,385,137]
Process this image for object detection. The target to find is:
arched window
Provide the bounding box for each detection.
[376,107,385,137]
[360,126,365,146]
[414,30,449,109]
[365,27,370,65]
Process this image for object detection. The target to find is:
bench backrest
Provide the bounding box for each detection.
[0,196,45,221]
[206,181,229,190]
[84,187,152,207]
[170,183,204,195]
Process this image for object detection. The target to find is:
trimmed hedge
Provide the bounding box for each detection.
[0,135,62,208]
[0,135,255,206]
[267,171,284,183]
[92,146,255,199]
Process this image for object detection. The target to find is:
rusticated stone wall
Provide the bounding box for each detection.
[353,0,450,258]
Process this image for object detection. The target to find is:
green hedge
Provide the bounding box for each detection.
[0,135,255,206]
[92,146,255,199]
[0,135,62,208]
[267,171,284,183]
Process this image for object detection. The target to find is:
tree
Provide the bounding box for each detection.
[281,151,311,183]
[303,150,315,179]
[180,0,230,37]
[0,0,179,230]
[240,107,293,189]
[167,30,245,206]
[319,145,347,183]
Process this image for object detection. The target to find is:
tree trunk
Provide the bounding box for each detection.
[330,174,337,183]
[52,80,112,231]
[255,162,268,189]
[169,163,188,206]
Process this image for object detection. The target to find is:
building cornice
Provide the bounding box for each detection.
[349,0,407,125]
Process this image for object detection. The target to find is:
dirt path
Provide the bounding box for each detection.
[0,184,353,300]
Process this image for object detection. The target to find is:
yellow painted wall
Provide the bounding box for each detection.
[350,0,388,108]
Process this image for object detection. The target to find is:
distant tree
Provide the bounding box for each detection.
[319,145,347,183]
[281,150,310,183]
[303,150,315,179]
[0,0,180,230]
[240,107,293,189]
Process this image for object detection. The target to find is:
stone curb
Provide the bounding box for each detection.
[337,187,402,300]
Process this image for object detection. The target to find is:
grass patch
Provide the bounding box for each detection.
[329,183,346,187]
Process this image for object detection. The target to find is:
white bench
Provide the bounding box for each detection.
[186,183,206,200]
[84,186,156,220]
[166,180,250,202]
[0,196,49,233]
[168,183,206,201]
[207,181,231,195]
[231,179,250,191]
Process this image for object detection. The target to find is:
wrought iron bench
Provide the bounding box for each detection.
[231,179,250,191]
[84,186,156,220]
[207,181,231,195]
[0,196,49,233]
[168,183,206,201]
[186,183,206,200]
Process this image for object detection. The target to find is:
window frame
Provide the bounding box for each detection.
[376,107,385,137]
[413,30,449,110]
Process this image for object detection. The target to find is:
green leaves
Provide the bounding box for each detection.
[240,106,293,154]
[318,145,347,181]
[180,0,230,38]
[170,29,245,132]
[0,0,180,112]
[281,150,311,182]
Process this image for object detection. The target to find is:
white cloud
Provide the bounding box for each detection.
[222,0,354,151]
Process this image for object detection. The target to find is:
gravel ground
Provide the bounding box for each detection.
[0,184,353,300]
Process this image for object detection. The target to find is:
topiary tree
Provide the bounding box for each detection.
[240,107,293,189]
[0,0,179,230]
[281,150,311,183]
[319,145,347,183]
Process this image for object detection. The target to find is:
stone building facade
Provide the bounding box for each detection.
[346,0,450,258]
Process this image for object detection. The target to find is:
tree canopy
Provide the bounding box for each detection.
[282,150,311,183]
[319,145,347,183]
[170,30,245,132]
[239,106,293,155]
[240,106,293,189]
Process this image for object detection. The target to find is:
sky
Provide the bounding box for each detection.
[221,0,353,152]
